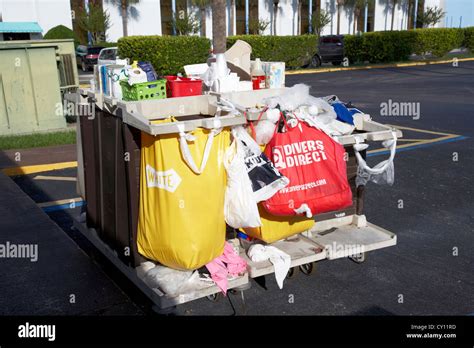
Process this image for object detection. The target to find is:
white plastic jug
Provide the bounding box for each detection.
[106,65,128,99]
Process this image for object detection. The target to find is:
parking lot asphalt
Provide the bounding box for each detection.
[8,62,474,315]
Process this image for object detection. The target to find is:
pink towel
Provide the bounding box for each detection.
[205,242,247,295]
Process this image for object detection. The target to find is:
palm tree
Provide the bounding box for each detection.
[273,0,280,35]
[348,0,374,34]
[296,0,302,35]
[336,0,345,35]
[106,0,140,37]
[191,0,211,37]
[390,0,399,30]
[211,0,226,53]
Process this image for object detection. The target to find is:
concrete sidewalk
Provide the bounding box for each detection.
[0,171,142,315]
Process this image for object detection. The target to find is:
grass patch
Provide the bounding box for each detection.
[0,130,76,150]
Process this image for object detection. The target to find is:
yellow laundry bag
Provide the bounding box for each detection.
[244,204,315,243]
[137,126,230,270]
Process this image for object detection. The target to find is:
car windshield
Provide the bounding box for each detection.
[321,37,342,44]
[88,47,104,55]
[100,49,117,60]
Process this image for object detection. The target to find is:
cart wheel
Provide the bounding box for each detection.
[349,252,367,264]
[206,292,222,302]
[151,305,177,315]
[299,262,315,276]
[286,267,297,279]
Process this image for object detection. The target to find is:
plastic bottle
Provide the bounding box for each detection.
[251,58,266,90]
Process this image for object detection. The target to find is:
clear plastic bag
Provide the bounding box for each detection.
[263,84,337,120]
[356,158,395,186]
[354,135,397,187]
[138,262,200,296]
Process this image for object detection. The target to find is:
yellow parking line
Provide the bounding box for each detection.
[2,161,78,176]
[286,57,474,75]
[34,175,77,182]
[385,124,456,137]
[368,134,459,154]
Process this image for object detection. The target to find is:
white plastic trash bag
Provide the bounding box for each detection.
[354,132,397,187]
[224,135,262,229]
[137,262,200,296]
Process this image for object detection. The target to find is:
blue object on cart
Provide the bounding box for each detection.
[348,107,363,115]
[332,102,354,125]
[138,61,158,82]
[100,65,108,95]
[237,231,252,241]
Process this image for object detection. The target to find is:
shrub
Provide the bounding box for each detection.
[227,35,318,69]
[413,28,464,56]
[345,28,468,64]
[44,25,79,46]
[463,27,474,52]
[96,41,118,48]
[118,35,211,75]
[345,30,417,64]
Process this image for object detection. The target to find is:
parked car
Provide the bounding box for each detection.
[76,45,104,72]
[98,47,119,66]
[310,35,345,67]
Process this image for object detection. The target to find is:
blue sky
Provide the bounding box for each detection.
[445,0,474,27]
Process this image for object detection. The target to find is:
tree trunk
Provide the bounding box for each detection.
[200,7,207,37]
[229,0,235,36]
[353,13,357,34]
[273,3,278,35]
[297,1,302,35]
[337,4,341,35]
[121,0,128,37]
[391,0,396,30]
[211,0,226,54]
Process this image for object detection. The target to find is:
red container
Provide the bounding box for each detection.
[165,76,203,97]
[252,75,266,90]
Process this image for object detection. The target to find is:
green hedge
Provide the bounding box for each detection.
[97,41,118,48]
[463,27,474,52]
[346,28,469,64]
[116,28,473,75]
[44,25,79,46]
[118,35,211,75]
[345,30,417,64]
[227,35,318,69]
[413,28,464,56]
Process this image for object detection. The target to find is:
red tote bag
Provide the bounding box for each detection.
[263,115,352,217]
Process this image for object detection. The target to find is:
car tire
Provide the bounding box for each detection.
[81,60,88,72]
[310,55,321,68]
[332,61,342,66]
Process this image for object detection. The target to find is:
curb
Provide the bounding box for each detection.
[286,57,474,75]
[2,161,78,176]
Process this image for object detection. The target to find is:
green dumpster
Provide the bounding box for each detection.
[0,39,77,136]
